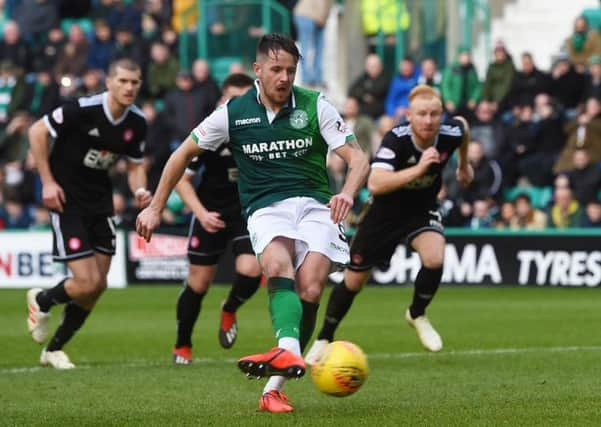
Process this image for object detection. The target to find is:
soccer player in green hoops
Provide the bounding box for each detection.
[136,33,369,412]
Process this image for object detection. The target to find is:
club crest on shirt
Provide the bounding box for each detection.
[123,128,134,142]
[289,109,308,129]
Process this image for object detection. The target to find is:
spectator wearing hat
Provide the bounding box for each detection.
[482,40,515,113]
[565,15,601,72]
[441,46,481,117]
[509,193,547,230]
[551,51,586,116]
[581,54,601,102]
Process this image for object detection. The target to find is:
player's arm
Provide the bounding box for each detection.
[331,137,370,223]
[175,172,225,233]
[368,134,440,195]
[317,95,370,223]
[136,136,203,241]
[453,115,474,188]
[127,161,152,208]
[28,118,66,212]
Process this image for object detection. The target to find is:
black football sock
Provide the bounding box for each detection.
[36,278,71,312]
[409,266,443,319]
[222,273,261,313]
[46,302,90,352]
[317,281,359,341]
[175,282,206,348]
[299,300,319,353]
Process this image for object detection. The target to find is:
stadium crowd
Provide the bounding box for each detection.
[0,0,600,231]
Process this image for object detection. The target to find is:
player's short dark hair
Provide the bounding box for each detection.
[256,33,301,63]
[108,58,141,76]
[222,73,254,91]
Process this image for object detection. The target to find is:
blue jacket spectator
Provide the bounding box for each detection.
[385,56,419,119]
[86,19,114,72]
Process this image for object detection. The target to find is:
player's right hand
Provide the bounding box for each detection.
[417,147,440,173]
[136,206,161,242]
[42,181,66,213]
[199,210,225,233]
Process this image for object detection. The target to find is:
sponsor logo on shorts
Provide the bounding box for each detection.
[190,236,200,248]
[352,254,363,265]
[330,241,349,254]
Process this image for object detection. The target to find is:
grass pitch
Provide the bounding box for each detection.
[2,285,601,426]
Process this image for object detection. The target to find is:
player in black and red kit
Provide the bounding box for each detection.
[172,73,263,365]
[26,58,151,369]
[306,85,474,361]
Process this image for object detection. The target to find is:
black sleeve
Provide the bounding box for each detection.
[371,131,407,171]
[44,102,80,138]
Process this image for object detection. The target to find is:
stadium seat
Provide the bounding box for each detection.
[582,8,601,31]
[504,186,553,209]
[210,57,242,85]
[60,18,94,38]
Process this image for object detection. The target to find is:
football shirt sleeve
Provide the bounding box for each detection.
[316,94,356,150]
[371,132,404,171]
[190,104,229,151]
[43,102,80,138]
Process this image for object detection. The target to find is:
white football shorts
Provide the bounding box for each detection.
[247,197,350,270]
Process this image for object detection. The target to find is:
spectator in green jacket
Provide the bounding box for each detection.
[146,41,178,99]
[482,40,515,112]
[441,46,481,117]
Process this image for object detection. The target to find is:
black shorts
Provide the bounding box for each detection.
[348,208,444,271]
[187,216,254,265]
[49,212,116,262]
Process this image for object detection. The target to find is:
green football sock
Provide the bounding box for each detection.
[267,277,302,340]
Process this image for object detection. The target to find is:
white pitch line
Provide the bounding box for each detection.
[2,345,601,375]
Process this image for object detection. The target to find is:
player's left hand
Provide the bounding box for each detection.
[134,188,153,209]
[327,192,354,224]
[456,164,474,188]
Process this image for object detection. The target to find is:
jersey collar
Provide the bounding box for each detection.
[102,92,131,125]
[408,125,439,152]
[253,79,297,109]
